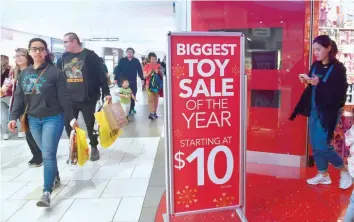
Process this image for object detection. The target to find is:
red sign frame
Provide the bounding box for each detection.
[164,32,246,218]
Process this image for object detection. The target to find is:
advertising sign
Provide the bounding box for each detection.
[165,32,247,219]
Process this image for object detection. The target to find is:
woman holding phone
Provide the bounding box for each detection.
[8,38,78,207]
[290,35,352,189]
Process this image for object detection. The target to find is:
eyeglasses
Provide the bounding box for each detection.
[29,47,46,53]
[13,55,26,59]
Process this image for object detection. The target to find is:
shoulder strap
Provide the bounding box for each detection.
[23,65,49,114]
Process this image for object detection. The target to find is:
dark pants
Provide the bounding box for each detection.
[65,101,98,147]
[130,84,137,112]
[26,130,42,160]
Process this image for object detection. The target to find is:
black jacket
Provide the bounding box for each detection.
[290,60,348,142]
[57,49,110,102]
[114,57,144,87]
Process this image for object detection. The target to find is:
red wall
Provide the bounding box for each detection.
[191,1,310,156]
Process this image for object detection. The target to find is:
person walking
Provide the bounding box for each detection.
[8,38,78,207]
[9,48,42,166]
[114,48,144,116]
[290,35,352,189]
[143,52,163,120]
[57,32,111,161]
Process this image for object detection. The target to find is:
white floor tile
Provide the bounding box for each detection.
[60,198,121,222]
[113,197,144,222]
[59,166,99,181]
[56,180,108,199]
[7,198,74,222]
[131,164,153,179]
[101,179,149,198]
[1,182,28,200]
[99,150,125,165]
[10,181,68,200]
[1,167,28,182]
[1,199,28,221]
[12,167,44,182]
[92,165,134,180]
[119,153,155,166]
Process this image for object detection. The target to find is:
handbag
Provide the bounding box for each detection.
[20,66,49,133]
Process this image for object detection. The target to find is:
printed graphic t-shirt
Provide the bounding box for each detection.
[63,49,89,102]
[119,87,132,104]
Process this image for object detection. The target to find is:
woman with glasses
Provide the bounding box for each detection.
[8,38,78,207]
[8,48,43,167]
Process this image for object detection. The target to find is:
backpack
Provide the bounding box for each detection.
[149,72,163,93]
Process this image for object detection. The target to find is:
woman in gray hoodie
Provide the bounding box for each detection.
[8,38,78,207]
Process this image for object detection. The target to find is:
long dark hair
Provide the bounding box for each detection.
[313,35,338,62]
[28,38,54,65]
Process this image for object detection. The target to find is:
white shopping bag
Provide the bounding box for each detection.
[345,125,354,155]
[348,157,354,178]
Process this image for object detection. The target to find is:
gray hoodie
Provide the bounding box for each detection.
[10,63,74,121]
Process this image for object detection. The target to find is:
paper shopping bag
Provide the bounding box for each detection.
[103,102,128,131]
[95,107,123,148]
[75,127,89,166]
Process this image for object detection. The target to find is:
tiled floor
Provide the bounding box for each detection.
[1,87,165,222]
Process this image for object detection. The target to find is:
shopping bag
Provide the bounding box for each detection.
[75,127,89,166]
[345,125,354,155]
[68,130,78,165]
[95,104,123,148]
[102,102,128,130]
[348,156,354,178]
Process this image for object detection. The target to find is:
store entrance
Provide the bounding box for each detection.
[192,1,311,166]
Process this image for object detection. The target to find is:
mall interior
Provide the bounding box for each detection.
[1,0,354,221]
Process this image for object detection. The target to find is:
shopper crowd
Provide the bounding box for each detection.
[1,32,353,221]
[0,32,163,207]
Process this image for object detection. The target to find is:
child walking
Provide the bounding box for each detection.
[118,78,136,120]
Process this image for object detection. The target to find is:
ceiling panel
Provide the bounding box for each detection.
[1,0,175,40]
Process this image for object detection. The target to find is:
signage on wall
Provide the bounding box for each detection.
[252,28,271,37]
[164,32,247,221]
[51,38,65,53]
[89,37,119,41]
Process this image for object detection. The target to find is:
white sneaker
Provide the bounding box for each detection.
[3,134,10,140]
[339,171,352,189]
[307,174,332,185]
[18,132,25,138]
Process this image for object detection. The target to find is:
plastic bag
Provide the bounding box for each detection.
[76,127,89,166]
[68,130,78,165]
[95,102,123,148]
[345,125,354,155]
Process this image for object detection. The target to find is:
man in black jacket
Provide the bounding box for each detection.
[57,32,111,161]
[114,48,144,115]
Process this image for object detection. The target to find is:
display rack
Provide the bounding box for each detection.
[318,0,354,104]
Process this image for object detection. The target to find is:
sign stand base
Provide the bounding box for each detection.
[236,208,248,222]
[162,213,169,222]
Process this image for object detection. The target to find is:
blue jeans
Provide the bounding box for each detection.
[28,114,64,193]
[309,109,344,173]
[344,189,354,222]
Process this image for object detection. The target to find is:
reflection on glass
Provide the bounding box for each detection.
[210,28,283,70]
[251,90,281,108]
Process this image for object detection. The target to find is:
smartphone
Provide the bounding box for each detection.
[299,74,310,80]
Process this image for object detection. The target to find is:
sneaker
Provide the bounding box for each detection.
[153,113,158,119]
[90,147,100,161]
[148,114,154,120]
[18,132,25,138]
[3,134,10,140]
[52,175,61,190]
[131,109,137,114]
[340,171,352,189]
[28,157,43,168]
[307,174,332,185]
[36,192,51,207]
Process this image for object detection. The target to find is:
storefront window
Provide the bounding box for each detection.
[318,0,354,104]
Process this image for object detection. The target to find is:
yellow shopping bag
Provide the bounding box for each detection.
[95,102,123,148]
[75,127,89,166]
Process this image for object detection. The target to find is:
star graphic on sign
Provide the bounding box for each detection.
[213,193,235,207]
[172,64,185,78]
[174,129,182,138]
[232,65,240,75]
[176,186,198,208]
